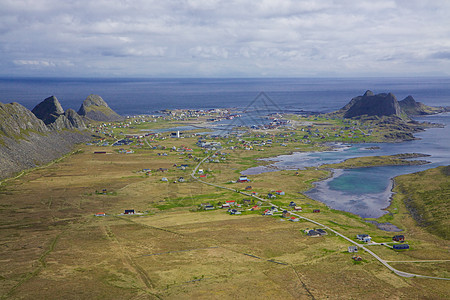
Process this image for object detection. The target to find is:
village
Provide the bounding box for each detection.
[84,111,431,278]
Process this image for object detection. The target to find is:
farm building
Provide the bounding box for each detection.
[275,190,285,195]
[289,217,299,222]
[238,176,249,182]
[267,193,276,199]
[289,201,296,207]
[313,209,320,213]
[393,244,410,250]
[294,206,302,212]
[392,235,405,242]
[204,205,215,210]
[95,212,106,217]
[221,203,231,209]
[124,209,135,215]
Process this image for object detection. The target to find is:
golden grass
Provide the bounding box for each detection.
[1,122,449,299]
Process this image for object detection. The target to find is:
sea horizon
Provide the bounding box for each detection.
[1,76,449,116]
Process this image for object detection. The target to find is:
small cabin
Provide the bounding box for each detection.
[313,209,320,213]
[221,203,231,209]
[282,210,291,218]
[392,235,405,242]
[294,206,302,212]
[245,186,252,190]
[251,205,260,211]
[289,201,296,207]
[348,246,358,253]
[356,234,371,243]
[95,212,106,217]
[267,193,276,199]
[124,209,135,215]
[289,216,299,222]
[275,190,285,196]
[263,209,273,216]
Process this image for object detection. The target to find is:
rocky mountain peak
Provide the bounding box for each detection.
[78,94,123,122]
[31,95,65,125]
[343,91,403,119]
[81,94,110,108]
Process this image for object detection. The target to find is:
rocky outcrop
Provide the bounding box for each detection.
[78,94,123,122]
[342,90,403,119]
[32,96,86,130]
[48,109,87,131]
[399,95,447,115]
[0,101,90,180]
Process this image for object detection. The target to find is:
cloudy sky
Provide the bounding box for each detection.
[1,0,450,77]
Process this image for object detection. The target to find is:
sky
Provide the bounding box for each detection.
[1,0,450,78]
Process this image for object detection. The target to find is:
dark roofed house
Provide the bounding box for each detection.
[316,229,327,236]
[124,209,135,215]
[393,244,409,250]
[306,229,320,237]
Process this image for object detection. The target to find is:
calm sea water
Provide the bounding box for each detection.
[1,77,449,115]
[1,77,449,218]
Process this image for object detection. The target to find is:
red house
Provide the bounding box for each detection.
[392,235,405,242]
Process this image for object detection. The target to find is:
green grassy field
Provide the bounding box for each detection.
[0,115,449,299]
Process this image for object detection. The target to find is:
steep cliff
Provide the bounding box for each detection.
[78,94,123,122]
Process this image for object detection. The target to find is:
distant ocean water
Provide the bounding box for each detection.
[0,77,449,115]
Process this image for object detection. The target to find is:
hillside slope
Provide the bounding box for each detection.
[0,101,90,180]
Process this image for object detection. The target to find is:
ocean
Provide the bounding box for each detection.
[0,77,449,115]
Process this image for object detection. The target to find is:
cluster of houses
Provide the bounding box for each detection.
[199,200,243,211]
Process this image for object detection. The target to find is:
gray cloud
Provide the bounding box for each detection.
[0,0,449,77]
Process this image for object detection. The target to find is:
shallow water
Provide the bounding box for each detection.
[243,113,450,218]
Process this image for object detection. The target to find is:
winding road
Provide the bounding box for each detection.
[190,154,449,281]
